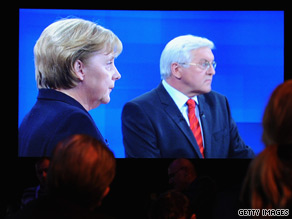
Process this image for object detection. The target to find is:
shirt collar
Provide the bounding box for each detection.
[162,80,198,110]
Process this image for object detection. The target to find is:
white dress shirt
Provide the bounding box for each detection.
[162,80,205,148]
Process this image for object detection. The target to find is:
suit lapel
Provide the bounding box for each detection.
[197,94,212,158]
[156,83,204,158]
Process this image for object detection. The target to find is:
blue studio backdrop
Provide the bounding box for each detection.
[19,9,284,158]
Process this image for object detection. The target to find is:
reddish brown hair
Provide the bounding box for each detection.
[48,134,116,209]
[262,80,292,146]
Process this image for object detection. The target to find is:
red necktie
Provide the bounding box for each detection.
[187,99,204,158]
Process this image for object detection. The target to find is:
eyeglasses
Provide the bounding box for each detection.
[179,60,217,71]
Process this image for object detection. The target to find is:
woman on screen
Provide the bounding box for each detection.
[19,18,122,156]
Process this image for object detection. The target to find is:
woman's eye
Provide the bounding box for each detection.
[107,58,115,65]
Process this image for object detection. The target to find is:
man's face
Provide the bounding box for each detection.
[168,166,189,192]
[178,47,215,97]
[36,158,50,187]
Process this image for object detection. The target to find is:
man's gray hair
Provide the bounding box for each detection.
[160,35,214,79]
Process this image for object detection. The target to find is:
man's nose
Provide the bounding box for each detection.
[207,65,215,75]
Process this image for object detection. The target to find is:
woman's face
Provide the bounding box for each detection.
[81,51,121,108]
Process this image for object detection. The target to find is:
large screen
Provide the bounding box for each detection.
[19,9,284,157]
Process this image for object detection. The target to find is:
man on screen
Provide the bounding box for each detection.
[122,35,255,158]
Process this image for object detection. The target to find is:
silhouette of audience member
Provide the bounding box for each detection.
[8,134,116,219]
[241,80,292,212]
[148,190,196,219]
[262,80,292,148]
[20,157,50,209]
[168,159,216,219]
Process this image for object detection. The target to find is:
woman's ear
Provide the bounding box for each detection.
[73,60,85,81]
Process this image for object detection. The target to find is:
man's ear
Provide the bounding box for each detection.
[102,187,110,199]
[95,187,110,208]
[170,62,182,79]
[190,213,196,219]
[73,60,85,81]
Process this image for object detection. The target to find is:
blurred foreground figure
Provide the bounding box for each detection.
[168,158,216,219]
[148,190,196,219]
[20,157,50,209]
[241,80,292,212]
[9,134,116,219]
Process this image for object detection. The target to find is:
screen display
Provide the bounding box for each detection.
[19,9,284,157]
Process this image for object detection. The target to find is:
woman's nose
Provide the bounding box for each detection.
[113,65,121,80]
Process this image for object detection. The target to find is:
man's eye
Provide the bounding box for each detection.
[202,62,209,67]
[199,61,209,69]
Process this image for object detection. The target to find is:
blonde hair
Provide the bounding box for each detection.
[34,18,123,89]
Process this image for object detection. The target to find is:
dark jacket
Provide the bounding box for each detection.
[122,82,255,158]
[19,89,105,156]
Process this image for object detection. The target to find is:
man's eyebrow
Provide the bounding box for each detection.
[199,58,214,62]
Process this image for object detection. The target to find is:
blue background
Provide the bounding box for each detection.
[19,9,284,158]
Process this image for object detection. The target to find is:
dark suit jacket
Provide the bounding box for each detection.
[122,82,255,158]
[19,89,106,157]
